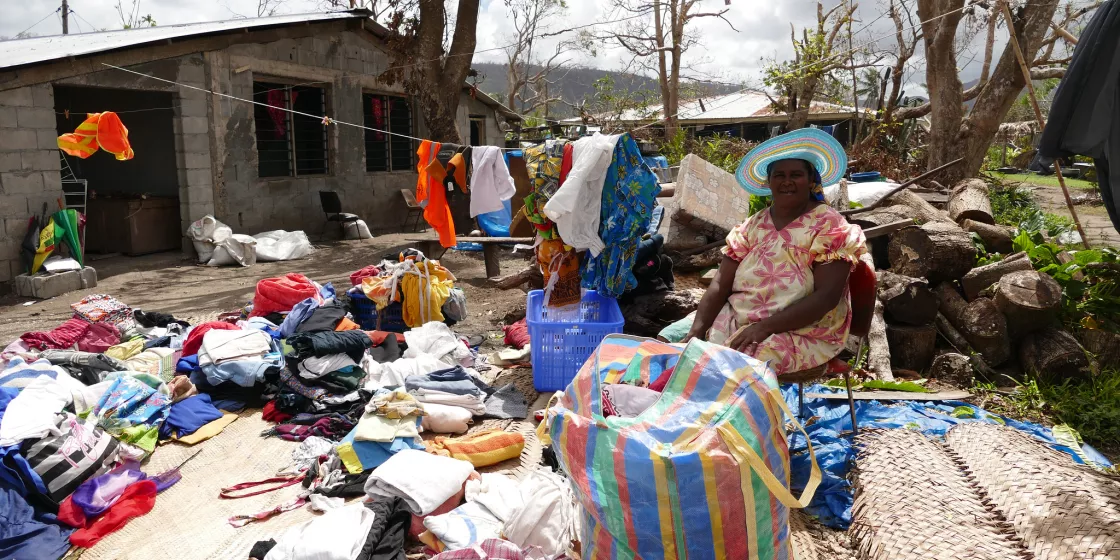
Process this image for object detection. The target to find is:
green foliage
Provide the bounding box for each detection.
[824,378,929,392]
[989,184,1074,236]
[1044,369,1120,450]
[951,406,977,419]
[1011,231,1120,332]
[586,76,657,133]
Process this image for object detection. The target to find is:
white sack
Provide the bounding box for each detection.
[342,220,372,240]
[254,230,313,261]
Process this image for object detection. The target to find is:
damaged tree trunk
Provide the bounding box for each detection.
[877,270,938,325]
[993,270,1063,336]
[935,312,998,378]
[1020,328,1092,381]
[947,179,994,224]
[889,222,978,282]
[1078,329,1120,369]
[935,284,1012,366]
[866,299,894,381]
[962,219,1015,254]
[849,205,917,230]
[959,252,1034,300]
[883,188,951,224]
[886,324,938,372]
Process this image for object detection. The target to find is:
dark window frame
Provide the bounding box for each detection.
[253,79,331,179]
[362,92,416,173]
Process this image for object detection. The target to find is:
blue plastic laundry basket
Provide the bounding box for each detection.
[526,290,625,392]
[350,291,407,333]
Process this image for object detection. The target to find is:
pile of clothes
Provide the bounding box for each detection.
[355,250,467,329]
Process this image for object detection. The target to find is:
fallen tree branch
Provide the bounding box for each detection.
[841,158,966,217]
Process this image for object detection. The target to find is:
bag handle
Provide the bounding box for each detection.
[716,387,821,509]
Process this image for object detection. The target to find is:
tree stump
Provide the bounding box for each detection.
[1020,328,1092,381]
[889,222,978,282]
[928,352,974,387]
[993,270,1062,336]
[1077,329,1120,369]
[849,205,916,230]
[961,219,1015,254]
[948,179,994,224]
[877,270,938,325]
[935,284,1012,366]
[883,189,952,224]
[959,252,1034,300]
[886,324,938,372]
[935,312,998,378]
[621,290,701,337]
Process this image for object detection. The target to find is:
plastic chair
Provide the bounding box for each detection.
[784,259,877,434]
[318,191,364,240]
[400,189,424,232]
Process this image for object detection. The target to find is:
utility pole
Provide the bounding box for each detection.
[847,0,858,145]
[61,0,69,34]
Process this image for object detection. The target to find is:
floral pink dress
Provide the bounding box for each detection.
[708,204,867,375]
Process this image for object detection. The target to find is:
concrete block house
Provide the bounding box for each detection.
[0,10,518,291]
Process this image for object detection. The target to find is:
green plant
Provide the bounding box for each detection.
[1012,231,1120,332]
[1040,368,1120,451]
[989,184,1075,236]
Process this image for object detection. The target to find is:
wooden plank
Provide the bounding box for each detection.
[862,220,913,240]
[918,192,950,205]
[806,389,971,401]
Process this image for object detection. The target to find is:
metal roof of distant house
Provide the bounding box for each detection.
[563,91,871,125]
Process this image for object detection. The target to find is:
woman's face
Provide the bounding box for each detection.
[768,159,813,207]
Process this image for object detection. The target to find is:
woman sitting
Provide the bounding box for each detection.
[659,129,867,378]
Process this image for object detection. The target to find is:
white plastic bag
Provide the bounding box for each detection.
[207,233,257,267]
[342,219,372,240]
[254,230,313,261]
[186,215,234,264]
[824,181,901,208]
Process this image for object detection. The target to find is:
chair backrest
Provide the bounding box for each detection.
[319,191,342,214]
[400,189,419,208]
[848,260,878,338]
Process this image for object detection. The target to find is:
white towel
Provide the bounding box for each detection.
[0,376,72,446]
[198,329,270,365]
[364,449,474,515]
[411,389,486,416]
[264,502,375,560]
[469,146,516,217]
[420,402,473,434]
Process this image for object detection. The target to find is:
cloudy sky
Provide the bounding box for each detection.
[0,0,1027,98]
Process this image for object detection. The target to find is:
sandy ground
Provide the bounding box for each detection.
[1026,184,1120,247]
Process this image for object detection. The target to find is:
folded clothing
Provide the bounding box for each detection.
[483,384,528,419]
[70,294,133,327]
[199,329,271,364]
[295,301,348,334]
[403,322,472,367]
[182,321,239,357]
[411,389,486,416]
[289,330,373,362]
[420,402,472,434]
[298,354,357,380]
[338,426,425,475]
[425,430,525,468]
[364,449,474,515]
[404,366,490,398]
[251,273,322,318]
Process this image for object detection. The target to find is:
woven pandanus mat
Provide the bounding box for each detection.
[945,423,1120,560]
[851,429,1032,560]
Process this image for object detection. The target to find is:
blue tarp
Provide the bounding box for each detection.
[782,384,1113,529]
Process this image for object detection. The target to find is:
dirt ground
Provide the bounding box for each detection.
[1026,184,1120,247]
[0,233,535,344]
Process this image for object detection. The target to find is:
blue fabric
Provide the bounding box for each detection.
[477,199,513,238]
[199,339,284,387]
[0,388,48,498]
[784,384,1114,529]
[319,282,336,302]
[339,425,424,472]
[158,394,224,439]
[404,366,489,398]
[279,297,320,338]
[176,354,200,374]
[643,155,668,169]
[580,134,661,298]
[144,335,171,349]
[0,484,73,560]
[0,358,64,389]
[243,317,282,340]
[92,375,172,431]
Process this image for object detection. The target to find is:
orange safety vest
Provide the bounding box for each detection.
[57,111,135,161]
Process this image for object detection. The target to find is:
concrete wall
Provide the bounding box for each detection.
[0,84,65,285]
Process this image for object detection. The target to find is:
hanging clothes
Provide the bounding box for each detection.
[398,259,455,328]
[1037,0,1120,231]
[417,140,459,248]
[521,141,568,240]
[57,111,135,161]
[580,134,661,298]
[469,146,516,217]
[543,133,622,256]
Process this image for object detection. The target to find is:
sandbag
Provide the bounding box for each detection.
[186,215,232,264]
[207,234,257,267]
[342,220,372,240]
[544,334,820,560]
[254,230,313,262]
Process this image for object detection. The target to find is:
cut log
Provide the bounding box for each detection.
[1077,329,1120,369]
[928,352,974,388]
[959,252,1034,300]
[849,205,916,230]
[830,178,850,212]
[889,222,978,282]
[948,179,994,224]
[866,299,894,381]
[882,189,952,224]
[935,284,1012,366]
[886,324,938,372]
[927,180,948,192]
[993,270,1062,336]
[621,290,701,337]
[935,312,998,378]
[1020,328,1092,381]
[876,271,938,326]
[961,219,1015,254]
[492,266,544,290]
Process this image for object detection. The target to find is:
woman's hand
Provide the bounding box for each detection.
[681,326,707,344]
[726,322,772,353]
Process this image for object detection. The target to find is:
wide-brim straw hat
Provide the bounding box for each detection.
[735,128,847,196]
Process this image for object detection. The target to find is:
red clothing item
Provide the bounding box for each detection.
[250,273,320,318]
[68,480,157,548]
[262,401,292,423]
[649,365,674,393]
[181,321,239,357]
[20,318,95,351]
[503,318,529,350]
[78,322,121,353]
[558,142,574,187]
[349,265,380,286]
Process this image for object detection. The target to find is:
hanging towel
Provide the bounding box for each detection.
[469,146,516,217]
[364,449,473,515]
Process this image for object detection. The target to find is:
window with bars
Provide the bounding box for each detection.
[253,81,330,178]
[363,93,415,172]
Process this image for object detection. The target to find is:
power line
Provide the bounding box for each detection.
[13,7,60,38]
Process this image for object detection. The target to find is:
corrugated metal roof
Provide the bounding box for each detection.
[0,11,362,70]
[564,91,868,124]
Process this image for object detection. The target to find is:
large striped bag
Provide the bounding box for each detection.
[542,335,820,560]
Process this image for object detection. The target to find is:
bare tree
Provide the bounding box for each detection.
[257,0,287,17]
[762,2,876,131]
[880,0,923,123]
[596,0,735,138]
[502,0,577,117]
[115,0,156,28]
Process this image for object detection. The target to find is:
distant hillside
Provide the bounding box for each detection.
[471,62,740,117]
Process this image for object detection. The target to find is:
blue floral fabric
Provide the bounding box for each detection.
[580,134,661,297]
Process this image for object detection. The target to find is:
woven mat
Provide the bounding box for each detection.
[790,509,822,560]
[946,423,1120,560]
[74,411,334,560]
[851,429,1030,560]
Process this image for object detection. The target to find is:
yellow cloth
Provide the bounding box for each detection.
[31,218,56,274]
[360,275,396,310]
[424,429,525,468]
[104,339,144,361]
[172,413,238,445]
[400,260,455,328]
